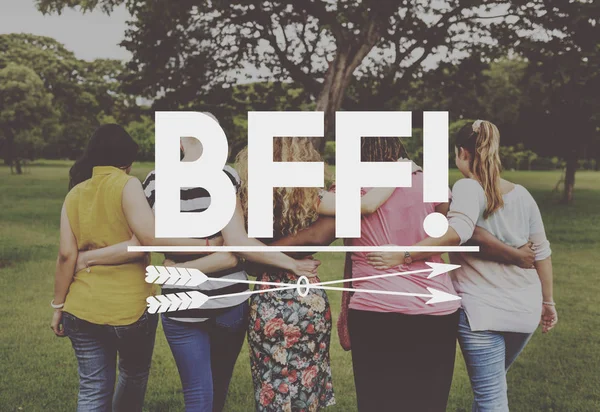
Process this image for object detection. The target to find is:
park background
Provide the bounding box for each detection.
[1,1,599,411]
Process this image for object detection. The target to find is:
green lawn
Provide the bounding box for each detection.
[1,161,599,411]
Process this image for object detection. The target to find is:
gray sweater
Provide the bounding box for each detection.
[448,179,551,333]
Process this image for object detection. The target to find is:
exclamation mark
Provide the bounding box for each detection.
[422,112,450,238]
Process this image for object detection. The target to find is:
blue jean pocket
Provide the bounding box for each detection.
[215,303,248,330]
[62,312,78,336]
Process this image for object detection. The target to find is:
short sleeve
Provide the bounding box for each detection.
[142,170,156,209]
[448,179,485,244]
[223,165,241,194]
[522,187,552,260]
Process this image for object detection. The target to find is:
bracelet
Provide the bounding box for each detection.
[51,300,64,309]
[543,301,556,306]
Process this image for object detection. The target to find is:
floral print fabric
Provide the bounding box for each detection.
[249,271,335,412]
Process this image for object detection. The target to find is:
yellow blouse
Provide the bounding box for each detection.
[63,166,155,325]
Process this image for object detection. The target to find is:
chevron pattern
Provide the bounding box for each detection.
[146,291,209,314]
[145,265,208,287]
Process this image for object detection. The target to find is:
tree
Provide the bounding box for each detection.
[0,33,140,159]
[513,1,600,203]
[37,0,559,149]
[0,64,57,174]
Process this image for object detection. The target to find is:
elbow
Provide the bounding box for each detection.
[226,252,240,269]
[137,233,155,247]
[58,250,76,264]
[312,232,335,247]
[446,227,462,246]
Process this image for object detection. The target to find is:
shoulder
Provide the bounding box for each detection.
[142,170,156,189]
[513,184,537,207]
[452,178,484,195]
[65,181,85,204]
[123,175,143,193]
[223,165,241,189]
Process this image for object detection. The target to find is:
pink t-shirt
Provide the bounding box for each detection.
[348,171,460,316]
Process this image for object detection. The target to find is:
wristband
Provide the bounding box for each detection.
[543,301,556,306]
[51,300,64,309]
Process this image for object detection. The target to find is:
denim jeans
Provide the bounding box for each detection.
[458,309,533,412]
[63,310,158,412]
[161,302,248,412]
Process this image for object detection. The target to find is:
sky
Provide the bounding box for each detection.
[0,0,131,61]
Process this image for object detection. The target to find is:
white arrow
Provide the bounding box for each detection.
[165,267,180,285]
[175,292,192,310]
[174,267,191,286]
[146,291,211,314]
[145,266,208,287]
[187,291,209,309]
[424,287,462,305]
[166,293,182,312]
[313,262,460,287]
[306,285,461,305]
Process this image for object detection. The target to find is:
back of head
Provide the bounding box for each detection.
[361,136,409,162]
[236,137,322,236]
[69,124,138,189]
[455,120,503,218]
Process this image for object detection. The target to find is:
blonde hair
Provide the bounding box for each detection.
[456,120,503,219]
[235,137,322,237]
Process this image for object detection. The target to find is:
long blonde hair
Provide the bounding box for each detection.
[456,120,503,218]
[235,137,321,237]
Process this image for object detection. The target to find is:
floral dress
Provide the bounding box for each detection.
[248,271,335,412]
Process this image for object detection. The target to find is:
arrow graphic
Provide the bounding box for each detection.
[145,266,208,287]
[145,262,462,313]
[314,262,460,286]
[146,290,209,314]
[304,285,461,305]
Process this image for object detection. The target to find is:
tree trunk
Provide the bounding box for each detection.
[14,158,23,175]
[314,24,380,151]
[563,150,577,204]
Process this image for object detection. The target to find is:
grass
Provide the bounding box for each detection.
[1,160,599,411]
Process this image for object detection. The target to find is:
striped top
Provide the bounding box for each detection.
[142,166,249,322]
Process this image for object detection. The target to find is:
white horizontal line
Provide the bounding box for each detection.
[129,246,479,253]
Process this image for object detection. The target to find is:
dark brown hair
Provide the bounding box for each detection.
[361,136,409,162]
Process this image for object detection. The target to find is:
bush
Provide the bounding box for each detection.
[126,116,154,161]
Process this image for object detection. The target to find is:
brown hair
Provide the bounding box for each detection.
[361,136,409,162]
[455,120,503,218]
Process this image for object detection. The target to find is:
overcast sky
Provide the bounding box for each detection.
[0,0,131,61]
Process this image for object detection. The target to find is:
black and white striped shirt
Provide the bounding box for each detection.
[142,166,249,322]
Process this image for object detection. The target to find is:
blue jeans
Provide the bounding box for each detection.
[161,302,248,412]
[63,311,158,412]
[458,309,533,412]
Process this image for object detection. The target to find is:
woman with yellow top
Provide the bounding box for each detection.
[51,124,320,412]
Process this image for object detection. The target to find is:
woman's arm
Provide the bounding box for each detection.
[271,215,337,256]
[526,193,556,333]
[317,188,395,216]
[221,197,320,277]
[365,201,459,269]
[164,252,240,274]
[468,227,535,268]
[121,178,213,248]
[51,204,78,336]
[76,233,224,271]
[244,215,336,275]
[76,235,145,272]
[536,257,557,333]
